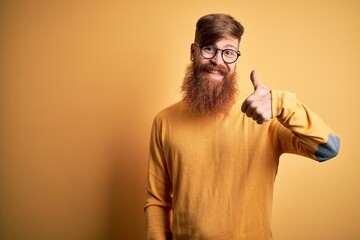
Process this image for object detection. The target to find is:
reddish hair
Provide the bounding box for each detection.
[194,13,244,46]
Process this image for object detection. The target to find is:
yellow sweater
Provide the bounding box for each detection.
[145,90,340,240]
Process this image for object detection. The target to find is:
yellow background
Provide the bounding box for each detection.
[1,0,359,239]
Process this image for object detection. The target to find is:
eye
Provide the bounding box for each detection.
[203,46,216,53]
[224,50,235,56]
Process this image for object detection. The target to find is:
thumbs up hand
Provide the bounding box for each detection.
[241,70,272,124]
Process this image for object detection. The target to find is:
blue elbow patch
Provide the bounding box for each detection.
[315,134,340,162]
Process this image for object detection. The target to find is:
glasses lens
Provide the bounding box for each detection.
[222,50,238,63]
[201,46,216,58]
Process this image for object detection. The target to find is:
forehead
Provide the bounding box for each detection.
[213,37,239,50]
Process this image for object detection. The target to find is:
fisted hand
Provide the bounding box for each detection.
[241,70,272,124]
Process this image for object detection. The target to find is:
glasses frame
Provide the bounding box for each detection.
[194,42,241,64]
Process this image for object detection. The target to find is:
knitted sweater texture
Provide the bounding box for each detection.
[145,90,340,240]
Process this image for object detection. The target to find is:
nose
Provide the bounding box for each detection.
[210,50,224,65]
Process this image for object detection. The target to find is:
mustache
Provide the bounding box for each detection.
[196,63,229,76]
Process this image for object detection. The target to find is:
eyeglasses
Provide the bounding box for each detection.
[194,42,241,64]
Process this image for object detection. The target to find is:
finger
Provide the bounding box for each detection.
[241,100,248,113]
[256,117,265,125]
[252,111,259,121]
[245,107,254,118]
[250,69,263,91]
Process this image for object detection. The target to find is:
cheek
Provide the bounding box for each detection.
[198,56,210,65]
[228,65,236,75]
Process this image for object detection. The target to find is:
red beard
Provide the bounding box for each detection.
[181,61,238,116]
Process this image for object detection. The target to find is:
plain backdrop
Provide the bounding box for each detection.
[1,0,359,239]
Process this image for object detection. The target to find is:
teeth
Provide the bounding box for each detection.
[208,71,220,74]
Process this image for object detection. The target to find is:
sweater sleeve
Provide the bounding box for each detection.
[144,116,173,240]
[271,90,340,162]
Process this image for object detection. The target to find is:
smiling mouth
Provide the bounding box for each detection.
[207,70,222,75]
[206,70,224,80]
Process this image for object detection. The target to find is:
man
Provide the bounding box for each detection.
[144,13,340,240]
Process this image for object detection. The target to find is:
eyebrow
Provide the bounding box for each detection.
[209,43,238,50]
[224,44,238,50]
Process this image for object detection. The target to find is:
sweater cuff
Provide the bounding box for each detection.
[271,89,298,123]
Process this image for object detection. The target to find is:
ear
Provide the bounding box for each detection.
[190,43,196,61]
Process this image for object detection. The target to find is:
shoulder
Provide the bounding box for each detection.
[157,100,185,117]
[153,100,187,123]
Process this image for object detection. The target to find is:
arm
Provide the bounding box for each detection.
[144,116,172,239]
[242,70,340,161]
[271,89,340,161]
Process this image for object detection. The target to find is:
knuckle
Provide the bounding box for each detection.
[247,95,255,102]
[249,102,257,109]
[255,109,263,116]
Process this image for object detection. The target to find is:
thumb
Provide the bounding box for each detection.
[250,69,262,90]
